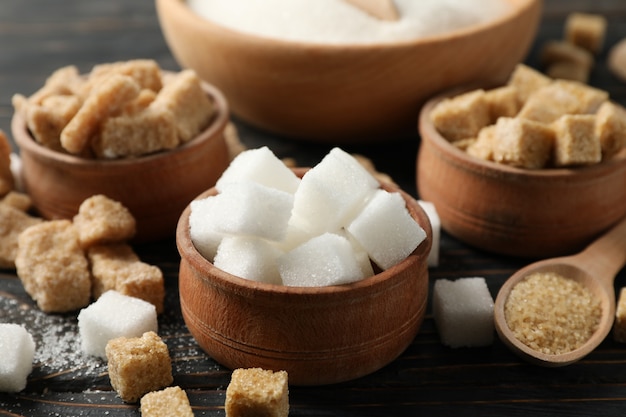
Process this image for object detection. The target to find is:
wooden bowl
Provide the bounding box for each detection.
[417,91,626,258]
[156,0,541,142]
[12,81,230,242]
[176,172,432,385]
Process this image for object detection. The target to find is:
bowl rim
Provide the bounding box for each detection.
[418,85,626,181]
[161,0,540,50]
[12,73,230,168]
[176,174,432,299]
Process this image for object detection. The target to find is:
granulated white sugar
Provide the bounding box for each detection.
[187,0,511,44]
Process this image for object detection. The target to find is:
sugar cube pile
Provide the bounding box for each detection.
[432,277,494,348]
[77,290,158,358]
[190,146,426,287]
[0,323,35,392]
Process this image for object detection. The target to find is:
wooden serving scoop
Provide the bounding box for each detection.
[343,0,400,21]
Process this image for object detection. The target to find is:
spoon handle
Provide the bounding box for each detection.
[575,215,626,288]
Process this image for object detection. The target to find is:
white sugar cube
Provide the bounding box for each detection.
[216,146,301,194]
[189,196,224,261]
[77,290,158,358]
[418,200,440,267]
[211,182,294,241]
[344,232,375,278]
[432,277,494,348]
[0,323,35,392]
[347,189,426,270]
[291,147,379,234]
[214,236,283,284]
[278,233,364,287]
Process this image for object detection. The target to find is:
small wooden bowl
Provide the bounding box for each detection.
[176,172,432,385]
[417,91,626,258]
[12,81,230,242]
[156,0,541,142]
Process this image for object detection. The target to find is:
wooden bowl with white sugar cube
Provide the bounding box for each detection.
[12,65,231,242]
[156,0,541,142]
[417,74,626,258]
[176,148,432,385]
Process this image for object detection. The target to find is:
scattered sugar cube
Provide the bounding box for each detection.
[540,40,594,73]
[0,203,43,269]
[216,146,301,194]
[430,89,491,142]
[16,219,91,313]
[432,277,495,348]
[546,61,590,83]
[77,290,158,358]
[140,386,194,417]
[290,147,379,234]
[73,194,136,248]
[418,200,440,267]
[565,12,607,55]
[346,189,426,270]
[211,182,294,242]
[214,236,283,284]
[106,331,173,403]
[0,324,35,392]
[278,233,363,287]
[614,287,626,343]
[552,114,601,166]
[225,368,289,417]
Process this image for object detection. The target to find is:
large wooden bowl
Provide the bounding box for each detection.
[176,174,432,385]
[12,81,230,242]
[156,0,541,142]
[417,91,626,258]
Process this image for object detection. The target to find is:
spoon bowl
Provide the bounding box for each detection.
[494,215,626,366]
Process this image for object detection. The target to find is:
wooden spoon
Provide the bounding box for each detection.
[494,215,626,367]
[343,0,399,21]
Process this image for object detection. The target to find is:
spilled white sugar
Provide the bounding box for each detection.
[187,0,511,44]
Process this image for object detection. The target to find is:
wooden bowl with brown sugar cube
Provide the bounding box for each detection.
[12,62,230,242]
[417,65,626,258]
[176,153,432,385]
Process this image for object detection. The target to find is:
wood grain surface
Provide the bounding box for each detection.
[1,1,626,416]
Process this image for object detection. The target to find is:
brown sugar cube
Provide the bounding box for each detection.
[86,59,163,97]
[614,288,626,343]
[491,117,554,169]
[225,368,289,417]
[430,89,490,142]
[140,386,194,417]
[565,12,607,55]
[122,89,158,116]
[608,38,626,83]
[152,69,215,143]
[88,243,164,314]
[15,220,91,313]
[73,194,136,248]
[466,125,496,162]
[506,63,552,105]
[92,105,178,159]
[518,80,608,124]
[552,114,601,167]
[450,138,476,152]
[105,331,173,403]
[484,85,520,122]
[1,191,33,212]
[546,61,590,84]
[61,74,141,155]
[595,101,626,159]
[0,131,14,196]
[0,204,42,269]
[28,65,84,105]
[540,40,594,72]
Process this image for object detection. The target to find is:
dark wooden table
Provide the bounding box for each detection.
[2,1,626,416]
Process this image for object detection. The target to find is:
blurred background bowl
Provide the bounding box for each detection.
[13,81,230,242]
[417,90,626,258]
[176,172,432,385]
[156,0,541,143]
